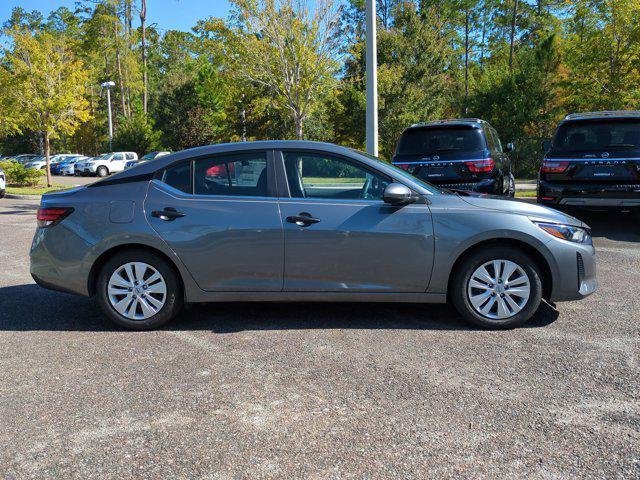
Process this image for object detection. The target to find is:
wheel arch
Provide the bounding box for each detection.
[88,243,184,297]
[447,238,554,301]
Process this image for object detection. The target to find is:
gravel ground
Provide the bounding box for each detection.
[0,198,638,479]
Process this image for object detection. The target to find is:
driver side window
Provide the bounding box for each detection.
[282,152,390,200]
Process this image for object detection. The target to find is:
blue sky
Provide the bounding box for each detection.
[1,1,233,32]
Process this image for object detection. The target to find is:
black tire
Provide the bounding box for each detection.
[97,166,109,177]
[450,245,543,329]
[96,249,183,330]
[507,173,516,197]
[0,189,5,199]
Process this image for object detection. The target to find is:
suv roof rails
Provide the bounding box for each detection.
[410,118,485,127]
[564,110,640,120]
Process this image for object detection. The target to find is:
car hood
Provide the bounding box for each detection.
[457,194,587,227]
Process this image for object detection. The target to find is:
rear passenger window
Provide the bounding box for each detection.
[194,152,268,197]
[162,162,191,193]
[492,129,503,153]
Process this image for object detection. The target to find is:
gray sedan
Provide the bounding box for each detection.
[30,141,596,330]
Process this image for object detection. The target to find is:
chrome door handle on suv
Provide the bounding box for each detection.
[151,207,185,221]
[286,212,320,227]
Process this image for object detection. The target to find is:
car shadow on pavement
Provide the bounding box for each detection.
[0,283,559,332]
[0,202,39,216]
[563,209,640,243]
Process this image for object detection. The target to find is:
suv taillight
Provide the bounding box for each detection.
[541,160,569,173]
[394,163,410,171]
[37,207,73,227]
[465,158,494,173]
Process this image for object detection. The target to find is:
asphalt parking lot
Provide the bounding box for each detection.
[0,198,638,478]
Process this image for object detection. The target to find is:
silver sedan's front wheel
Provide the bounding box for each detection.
[108,262,167,320]
[467,260,531,320]
[451,245,543,329]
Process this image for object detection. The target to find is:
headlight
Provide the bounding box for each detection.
[534,221,592,244]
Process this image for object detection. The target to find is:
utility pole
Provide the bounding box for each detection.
[365,0,378,156]
[101,81,115,151]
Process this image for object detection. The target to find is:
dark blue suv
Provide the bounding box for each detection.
[392,118,515,196]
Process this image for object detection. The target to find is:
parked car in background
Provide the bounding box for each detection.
[538,111,640,211]
[13,154,39,165]
[23,156,46,169]
[0,164,5,198]
[125,150,171,169]
[31,141,596,331]
[26,154,78,170]
[75,152,138,177]
[392,119,515,196]
[52,155,89,176]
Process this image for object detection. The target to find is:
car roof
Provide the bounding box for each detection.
[91,140,386,186]
[404,118,487,131]
[562,110,640,123]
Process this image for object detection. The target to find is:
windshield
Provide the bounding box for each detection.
[396,126,485,156]
[352,150,441,194]
[552,119,640,152]
[94,153,112,160]
[141,152,157,160]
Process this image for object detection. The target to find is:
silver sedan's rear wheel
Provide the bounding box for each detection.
[451,245,543,329]
[467,260,531,319]
[108,262,167,320]
[97,249,183,330]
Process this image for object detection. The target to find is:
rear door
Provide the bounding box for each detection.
[145,150,284,291]
[110,153,127,172]
[276,150,434,292]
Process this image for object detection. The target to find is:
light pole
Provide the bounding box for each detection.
[101,81,115,151]
[365,0,378,157]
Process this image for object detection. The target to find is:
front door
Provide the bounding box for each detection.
[277,150,434,292]
[145,151,284,291]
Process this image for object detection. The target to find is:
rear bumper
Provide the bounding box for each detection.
[538,180,640,207]
[30,226,93,297]
[423,177,500,194]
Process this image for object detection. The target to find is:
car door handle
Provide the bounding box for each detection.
[286,213,320,227]
[151,207,185,221]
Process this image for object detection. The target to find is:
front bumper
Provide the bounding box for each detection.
[77,165,97,176]
[546,237,597,302]
[539,180,640,207]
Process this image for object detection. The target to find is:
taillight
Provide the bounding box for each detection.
[541,160,569,173]
[465,158,494,173]
[37,207,73,227]
[395,163,410,171]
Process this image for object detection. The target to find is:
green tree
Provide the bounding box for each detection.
[227,0,342,139]
[0,28,91,186]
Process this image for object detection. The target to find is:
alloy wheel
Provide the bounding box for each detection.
[467,259,531,319]
[107,262,167,320]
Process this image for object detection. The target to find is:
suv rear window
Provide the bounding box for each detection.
[552,119,640,152]
[396,126,485,156]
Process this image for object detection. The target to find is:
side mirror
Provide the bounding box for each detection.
[383,183,417,206]
[542,140,551,152]
[505,142,515,153]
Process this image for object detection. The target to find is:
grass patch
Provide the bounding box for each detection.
[515,190,537,198]
[6,184,69,195]
[303,177,364,184]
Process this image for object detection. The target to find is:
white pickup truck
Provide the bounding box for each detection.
[75,152,138,177]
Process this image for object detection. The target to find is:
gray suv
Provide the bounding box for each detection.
[30,141,596,330]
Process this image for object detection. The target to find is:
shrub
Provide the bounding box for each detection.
[0,160,44,186]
